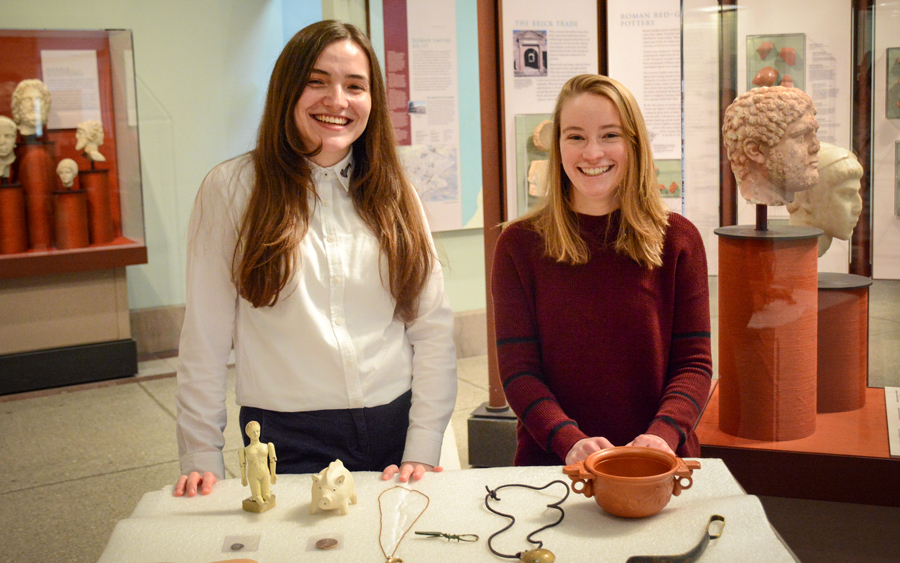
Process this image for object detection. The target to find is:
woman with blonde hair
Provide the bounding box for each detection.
[174,20,456,497]
[492,74,711,466]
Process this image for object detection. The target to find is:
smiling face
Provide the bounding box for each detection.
[293,39,372,167]
[559,93,628,215]
[762,111,820,196]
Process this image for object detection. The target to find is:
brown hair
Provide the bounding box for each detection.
[236,20,434,322]
[514,74,669,268]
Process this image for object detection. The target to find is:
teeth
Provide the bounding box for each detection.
[315,115,349,125]
[581,165,611,176]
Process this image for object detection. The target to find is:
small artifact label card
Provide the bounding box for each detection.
[886,387,900,458]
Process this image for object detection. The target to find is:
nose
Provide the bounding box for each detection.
[323,85,349,109]
[582,139,604,160]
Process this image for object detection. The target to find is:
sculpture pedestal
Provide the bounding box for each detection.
[0,181,28,255]
[242,495,276,513]
[816,272,872,413]
[53,189,90,250]
[715,225,822,441]
[17,139,56,250]
[80,168,115,244]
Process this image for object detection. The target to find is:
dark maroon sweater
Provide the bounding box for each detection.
[491,211,712,465]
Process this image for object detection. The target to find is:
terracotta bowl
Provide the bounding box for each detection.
[563,447,701,518]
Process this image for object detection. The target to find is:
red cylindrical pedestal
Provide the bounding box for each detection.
[79,169,115,244]
[817,273,871,413]
[53,189,90,250]
[17,140,56,250]
[0,181,28,254]
[716,225,821,441]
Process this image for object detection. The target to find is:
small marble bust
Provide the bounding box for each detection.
[76,119,106,163]
[0,116,17,179]
[11,79,52,137]
[787,143,863,256]
[57,158,79,188]
[722,86,820,206]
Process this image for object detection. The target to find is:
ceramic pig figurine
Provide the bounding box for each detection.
[310,459,357,515]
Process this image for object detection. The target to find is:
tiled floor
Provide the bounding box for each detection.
[1,352,898,563]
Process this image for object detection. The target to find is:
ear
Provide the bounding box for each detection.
[335,475,345,485]
[743,139,767,164]
[312,474,320,483]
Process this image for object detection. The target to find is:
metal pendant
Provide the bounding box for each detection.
[520,548,555,563]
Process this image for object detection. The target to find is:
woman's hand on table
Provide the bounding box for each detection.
[173,471,217,497]
[381,462,443,482]
[565,437,615,465]
[626,434,675,455]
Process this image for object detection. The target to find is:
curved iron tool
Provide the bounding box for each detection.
[626,515,725,563]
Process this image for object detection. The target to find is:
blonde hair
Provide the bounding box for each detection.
[512,74,668,268]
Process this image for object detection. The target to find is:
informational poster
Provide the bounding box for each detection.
[40,49,102,129]
[383,0,463,231]
[887,387,900,458]
[502,0,599,219]
[607,1,683,212]
[872,3,900,279]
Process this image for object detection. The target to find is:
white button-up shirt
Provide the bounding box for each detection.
[176,153,457,478]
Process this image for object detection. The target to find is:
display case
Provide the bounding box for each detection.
[682,0,900,507]
[0,29,146,279]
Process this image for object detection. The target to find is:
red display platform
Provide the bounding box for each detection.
[698,382,899,507]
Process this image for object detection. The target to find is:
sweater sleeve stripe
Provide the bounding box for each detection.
[497,336,538,346]
[521,396,556,419]
[653,415,686,449]
[546,420,579,452]
[672,331,711,340]
[665,390,701,414]
[502,371,543,389]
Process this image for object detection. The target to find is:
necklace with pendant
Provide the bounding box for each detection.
[377,485,430,563]
[484,479,569,563]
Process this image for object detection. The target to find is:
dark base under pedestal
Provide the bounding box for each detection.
[0,338,137,395]
[467,402,517,467]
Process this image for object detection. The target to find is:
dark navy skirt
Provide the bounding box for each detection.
[239,389,411,474]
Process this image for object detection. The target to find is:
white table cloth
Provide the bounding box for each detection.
[98,459,797,562]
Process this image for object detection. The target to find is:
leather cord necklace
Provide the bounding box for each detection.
[484,479,570,563]
[377,486,430,563]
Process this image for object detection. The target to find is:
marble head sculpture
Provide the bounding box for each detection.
[11,79,52,137]
[786,143,863,257]
[722,86,820,206]
[56,158,78,188]
[0,116,16,178]
[76,119,106,162]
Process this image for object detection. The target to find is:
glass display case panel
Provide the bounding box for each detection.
[683,2,900,504]
[0,29,146,279]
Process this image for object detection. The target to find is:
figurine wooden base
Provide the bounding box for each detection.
[242,494,276,513]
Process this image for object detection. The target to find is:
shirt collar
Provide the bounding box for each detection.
[309,152,354,192]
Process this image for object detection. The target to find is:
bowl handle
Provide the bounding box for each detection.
[671,459,701,496]
[563,462,594,498]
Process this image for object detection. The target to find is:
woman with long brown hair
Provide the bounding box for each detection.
[492,75,711,466]
[174,20,456,497]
